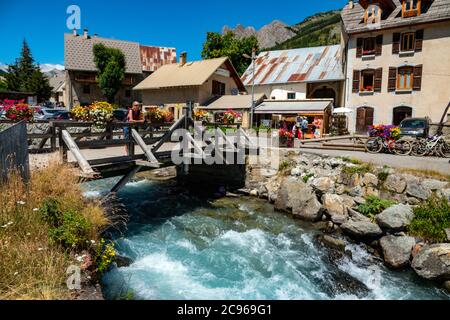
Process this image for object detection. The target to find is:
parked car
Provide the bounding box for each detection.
[399,117,431,138]
[34,108,68,120]
[113,108,128,122]
[54,110,71,120]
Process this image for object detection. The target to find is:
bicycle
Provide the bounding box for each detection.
[411,135,449,158]
[365,136,412,155]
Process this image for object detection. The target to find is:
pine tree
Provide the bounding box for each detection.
[5,39,52,101]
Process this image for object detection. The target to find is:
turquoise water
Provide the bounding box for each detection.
[84,178,449,300]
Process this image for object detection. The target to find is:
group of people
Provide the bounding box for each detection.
[279,116,322,140]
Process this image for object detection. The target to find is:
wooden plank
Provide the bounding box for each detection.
[0,121,30,182]
[135,160,160,168]
[61,130,97,176]
[110,166,143,193]
[131,129,159,165]
[77,139,131,149]
[299,135,369,144]
[152,116,186,153]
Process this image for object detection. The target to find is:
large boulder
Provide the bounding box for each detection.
[412,244,450,280]
[363,173,379,187]
[384,174,406,194]
[311,177,334,193]
[322,194,348,224]
[341,218,383,240]
[275,177,322,221]
[405,177,432,200]
[379,235,416,269]
[375,204,414,231]
[422,179,449,191]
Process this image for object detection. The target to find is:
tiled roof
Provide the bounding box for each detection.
[200,93,266,110]
[241,45,344,86]
[49,74,65,93]
[134,57,246,92]
[64,34,143,73]
[341,0,450,34]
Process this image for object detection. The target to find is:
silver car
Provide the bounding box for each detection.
[34,108,67,120]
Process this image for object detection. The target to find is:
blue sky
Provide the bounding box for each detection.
[0,0,347,66]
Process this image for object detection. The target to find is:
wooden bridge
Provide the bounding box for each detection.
[1,104,256,191]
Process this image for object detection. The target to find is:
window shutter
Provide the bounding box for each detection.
[392,33,401,54]
[415,29,424,52]
[374,68,383,92]
[413,64,423,91]
[388,67,397,92]
[375,35,383,56]
[356,38,363,58]
[352,70,360,93]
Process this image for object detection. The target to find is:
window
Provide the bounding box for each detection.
[287,92,296,100]
[212,80,226,96]
[360,70,375,92]
[402,0,421,17]
[363,37,376,55]
[401,32,415,51]
[82,84,90,94]
[365,4,381,23]
[397,67,414,90]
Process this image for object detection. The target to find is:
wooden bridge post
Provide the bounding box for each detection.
[57,124,68,163]
[50,122,57,152]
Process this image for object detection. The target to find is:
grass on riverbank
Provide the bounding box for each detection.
[0,163,109,300]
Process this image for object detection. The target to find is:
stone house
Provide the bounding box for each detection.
[133,53,247,120]
[341,0,450,133]
[64,29,176,108]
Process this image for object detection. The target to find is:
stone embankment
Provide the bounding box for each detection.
[242,150,450,293]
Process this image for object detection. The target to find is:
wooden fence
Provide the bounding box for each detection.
[0,121,30,182]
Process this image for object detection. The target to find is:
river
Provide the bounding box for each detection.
[83,177,449,300]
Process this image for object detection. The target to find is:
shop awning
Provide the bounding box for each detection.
[254,99,333,115]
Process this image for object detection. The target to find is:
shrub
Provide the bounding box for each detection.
[408,195,450,243]
[340,156,362,165]
[40,198,92,250]
[358,195,396,219]
[377,170,390,182]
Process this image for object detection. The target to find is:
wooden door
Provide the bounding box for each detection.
[356,107,374,134]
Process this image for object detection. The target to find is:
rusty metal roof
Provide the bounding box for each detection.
[241,45,344,86]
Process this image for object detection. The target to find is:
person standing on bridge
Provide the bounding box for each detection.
[124,101,145,154]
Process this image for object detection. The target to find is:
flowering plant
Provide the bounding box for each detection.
[222,109,242,124]
[146,108,174,123]
[279,128,294,139]
[369,124,400,139]
[1,99,34,121]
[71,101,114,128]
[194,109,210,122]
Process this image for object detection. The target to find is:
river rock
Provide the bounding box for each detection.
[438,189,450,201]
[384,174,406,194]
[443,281,450,293]
[349,174,362,188]
[115,255,133,268]
[348,185,363,197]
[363,173,378,187]
[311,177,334,193]
[322,194,348,224]
[412,244,450,280]
[375,204,414,231]
[406,178,432,200]
[379,235,415,269]
[363,186,380,197]
[341,218,383,240]
[335,185,346,195]
[290,167,302,176]
[318,235,346,252]
[275,177,322,221]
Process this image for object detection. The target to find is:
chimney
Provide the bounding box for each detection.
[179,52,187,66]
[93,33,98,38]
[83,28,89,39]
[349,0,354,9]
[73,28,78,37]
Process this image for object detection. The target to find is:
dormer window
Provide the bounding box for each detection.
[365,4,382,23]
[402,0,421,17]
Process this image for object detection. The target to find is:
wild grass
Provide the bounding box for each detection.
[396,168,450,182]
[342,162,374,175]
[0,162,109,300]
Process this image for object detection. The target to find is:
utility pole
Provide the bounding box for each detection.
[244,48,257,130]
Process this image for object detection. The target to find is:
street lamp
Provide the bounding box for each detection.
[243,48,257,129]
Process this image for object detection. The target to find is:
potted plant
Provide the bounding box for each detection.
[279,128,294,147]
[3,100,34,121]
[222,109,242,125]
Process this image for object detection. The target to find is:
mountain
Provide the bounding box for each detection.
[268,11,341,50]
[0,63,64,76]
[222,10,342,51]
[0,63,7,75]
[222,20,296,49]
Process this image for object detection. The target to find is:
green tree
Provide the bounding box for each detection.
[0,78,7,92]
[4,40,52,101]
[93,44,126,103]
[201,32,259,75]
